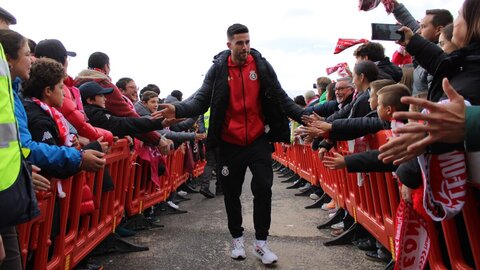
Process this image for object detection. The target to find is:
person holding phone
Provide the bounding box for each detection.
[379,0,480,164]
[390,0,453,97]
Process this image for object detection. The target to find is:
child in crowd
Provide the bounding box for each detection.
[81,82,168,138]
[322,83,411,262]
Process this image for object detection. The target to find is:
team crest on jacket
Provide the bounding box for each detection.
[221,166,229,176]
[249,70,258,81]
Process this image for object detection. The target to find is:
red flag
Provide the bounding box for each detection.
[359,0,394,13]
[359,0,381,11]
[334,38,368,54]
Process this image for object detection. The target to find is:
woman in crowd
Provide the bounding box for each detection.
[379,0,480,164]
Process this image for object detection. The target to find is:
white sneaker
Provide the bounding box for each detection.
[330,221,344,230]
[253,240,278,265]
[177,190,188,197]
[167,200,179,210]
[231,237,246,259]
[309,193,320,200]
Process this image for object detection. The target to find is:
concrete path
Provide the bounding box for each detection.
[95,169,386,270]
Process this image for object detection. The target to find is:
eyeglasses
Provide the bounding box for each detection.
[335,86,353,91]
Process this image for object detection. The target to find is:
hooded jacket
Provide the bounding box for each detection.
[174,49,305,148]
[75,69,161,146]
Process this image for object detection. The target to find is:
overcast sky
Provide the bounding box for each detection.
[4,0,462,99]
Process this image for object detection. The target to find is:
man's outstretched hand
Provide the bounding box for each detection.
[158,103,176,119]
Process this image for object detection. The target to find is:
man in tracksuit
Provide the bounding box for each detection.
[159,23,304,265]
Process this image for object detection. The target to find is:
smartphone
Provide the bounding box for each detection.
[371,23,404,41]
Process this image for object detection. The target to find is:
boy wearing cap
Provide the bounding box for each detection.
[35,39,114,147]
[81,81,170,138]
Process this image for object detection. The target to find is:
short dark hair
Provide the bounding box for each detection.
[376,84,411,112]
[316,77,332,91]
[353,42,385,62]
[140,84,160,96]
[354,60,379,83]
[141,91,158,103]
[22,58,65,100]
[293,95,306,107]
[27,39,36,56]
[0,29,26,60]
[227,23,249,41]
[326,82,336,101]
[426,9,453,28]
[88,52,109,69]
[116,77,133,91]
[370,79,396,95]
[170,90,183,101]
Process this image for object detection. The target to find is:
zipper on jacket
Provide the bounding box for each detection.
[240,66,248,145]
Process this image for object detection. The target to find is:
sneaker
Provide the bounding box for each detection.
[330,221,344,230]
[309,193,320,200]
[167,200,179,210]
[253,240,278,265]
[321,200,336,211]
[298,183,312,192]
[231,237,246,260]
[177,190,188,197]
[328,209,338,218]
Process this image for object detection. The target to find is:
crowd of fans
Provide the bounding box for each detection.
[1,0,479,268]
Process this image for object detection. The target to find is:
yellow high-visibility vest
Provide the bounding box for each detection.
[203,108,211,132]
[0,44,22,191]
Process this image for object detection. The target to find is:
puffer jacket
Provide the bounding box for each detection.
[75,69,161,146]
[175,48,305,148]
[61,76,113,145]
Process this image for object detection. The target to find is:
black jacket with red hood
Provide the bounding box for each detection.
[175,48,305,148]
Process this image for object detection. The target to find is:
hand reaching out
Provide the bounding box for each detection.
[322,152,346,169]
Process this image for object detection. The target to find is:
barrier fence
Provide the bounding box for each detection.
[273,131,480,270]
[16,139,205,270]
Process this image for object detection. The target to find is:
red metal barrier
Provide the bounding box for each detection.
[273,131,480,270]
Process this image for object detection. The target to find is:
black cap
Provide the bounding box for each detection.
[79,81,114,102]
[35,39,77,64]
[0,7,16,25]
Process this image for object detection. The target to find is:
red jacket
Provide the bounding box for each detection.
[61,76,113,145]
[74,69,161,146]
[221,55,265,146]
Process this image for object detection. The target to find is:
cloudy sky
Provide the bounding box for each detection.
[4,0,462,99]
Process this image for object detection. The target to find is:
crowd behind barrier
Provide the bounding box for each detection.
[16,139,205,270]
[273,131,480,270]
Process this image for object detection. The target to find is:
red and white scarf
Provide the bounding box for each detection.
[417,99,468,221]
[394,200,430,270]
[359,0,395,13]
[333,38,368,54]
[32,97,74,147]
[32,97,74,198]
[417,151,467,221]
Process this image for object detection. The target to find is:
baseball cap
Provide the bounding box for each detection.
[79,81,114,103]
[35,39,77,64]
[0,7,16,25]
